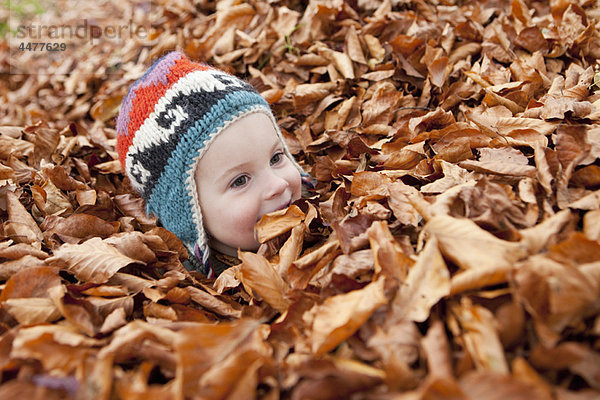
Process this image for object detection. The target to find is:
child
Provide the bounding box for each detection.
[116,51,311,277]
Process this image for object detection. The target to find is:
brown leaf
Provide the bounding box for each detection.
[0,266,62,301]
[46,237,142,284]
[43,165,86,191]
[515,26,549,53]
[88,320,177,399]
[10,325,101,374]
[331,51,355,79]
[0,377,74,399]
[390,236,450,322]
[424,215,528,271]
[292,239,339,270]
[104,231,158,265]
[364,34,385,63]
[277,223,305,280]
[147,227,188,260]
[213,265,242,294]
[0,255,47,280]
[512,254,597,339]
[530,342,600,390]
[87,295,135,319]
[0,136,34,159]
[511,357,554,399]
[32,127,60,167]
[0,242,48,260]
[386,181,422,226]
[422,320,453,378]
[421,160,474,194]
[186,286,242,318]
[451,298,509,373]
[367,220,412,279]
[239,251,290,313]
[584,209,600,241]
[292,82,338,109]
[367,318,421,387]
[36,178,74,216]
[93,160,122,174]
[90,94,123,122]
[76,189,97,206]
[288,357,385,400]
[4,190,43,245]
[113,193,158,227]
[459,371,551,400]
[519,209,573,254]
[174,319,265,396]
[303,278,387,355]
[346,26,367,64]
[194,329,272,399]
[3,298,62,325]
[49,286,103,336]
[429,56,450,88]
[361,83,403,127]
[458,159,536,178]
[45,213,118,243]
[350,171,391,197]
[548,231,600,265]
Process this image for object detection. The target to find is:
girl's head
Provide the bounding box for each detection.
[116,51,303,272]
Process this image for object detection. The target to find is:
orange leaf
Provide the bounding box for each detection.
[255,204,305,243]
[304,278,387,355]
[239,251,290,313]
[174,319,265,396]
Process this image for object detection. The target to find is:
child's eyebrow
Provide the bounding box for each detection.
[217,161,253,183]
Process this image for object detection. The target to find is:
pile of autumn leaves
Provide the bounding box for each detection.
[1,0,600,398]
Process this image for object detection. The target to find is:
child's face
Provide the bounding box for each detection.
[195,112,302,257]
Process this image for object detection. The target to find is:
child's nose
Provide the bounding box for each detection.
[264,171,288,199]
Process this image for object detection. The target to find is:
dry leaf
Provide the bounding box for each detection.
[4,191,43,245]
[47,237,142,284]
[451,298,509,374]
[239,251,291,313]
[390,236,450,322]
[424,215,528,271]
[2,0,600,396]
[255,205,305,243]
[303,278,387,355]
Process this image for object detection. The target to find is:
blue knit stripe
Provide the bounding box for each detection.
[145,90,270,250]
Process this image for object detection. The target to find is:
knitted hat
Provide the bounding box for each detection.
[116,51,305,274]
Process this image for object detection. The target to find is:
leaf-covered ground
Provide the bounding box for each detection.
[1,0,600,398]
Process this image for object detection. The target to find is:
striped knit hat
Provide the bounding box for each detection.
[116,51,304,274]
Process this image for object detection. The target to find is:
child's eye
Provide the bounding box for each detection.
[230,175,249,188]
[270,151,284,166]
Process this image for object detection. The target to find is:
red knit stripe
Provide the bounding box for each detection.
[119,57,211,168]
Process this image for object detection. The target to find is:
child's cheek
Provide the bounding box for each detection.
[228,196,261,232]
[292,170,303,200]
